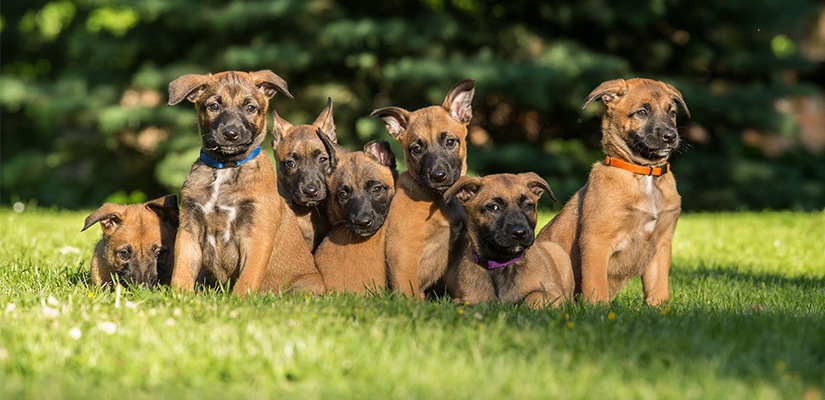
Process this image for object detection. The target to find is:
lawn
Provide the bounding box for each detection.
[1,208,823,399]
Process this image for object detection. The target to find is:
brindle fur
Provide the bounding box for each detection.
[271,98,338,251]
[536,78,690,305]
[82,195,178,288]
[370,79,474,299]
[314,140,397,294]
[168,70,323,296]
[444,173,573,309]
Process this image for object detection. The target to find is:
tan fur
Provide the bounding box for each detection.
[168,70,323,296]
[371,79,475,300]
[444,173,573,309]
[271,98,337,251]
[536,78,690,305]
[82,195,178,288]
[315,146,396,294]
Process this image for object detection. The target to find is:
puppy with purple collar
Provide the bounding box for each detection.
[444,173,573,309]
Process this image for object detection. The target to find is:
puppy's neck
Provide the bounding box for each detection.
[471,248,525,270]
[200,146,261,169]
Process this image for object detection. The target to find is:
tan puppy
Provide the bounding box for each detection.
[167,70,323,296]
[314,139,397,294]
[82,195,178,288]
[536,78,690,305]
[370,79,475,300]
[271,98,337,251]
[444,173,573,309]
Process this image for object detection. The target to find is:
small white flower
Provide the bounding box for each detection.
[125,301,137,310]
[59,246,80,255]
[42,306,59,319]
[5,303,15,313]
[97,321,117,335]
[0,348,9,360]
[46,296,59,306]
[172,307,182,317]
[68,327,82,340]
[165,318,176,326]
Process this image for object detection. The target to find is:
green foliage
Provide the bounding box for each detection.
[1,208,824,398]
[1,0,823,210]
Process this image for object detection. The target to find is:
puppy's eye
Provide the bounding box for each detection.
[636,109,648,117]
[117,250,131,261]
[371,184,385,196]
[485,204,500,212]
[206,103,220,112]
[523,202,536,212]
[284,160,296,169]
[156,249,167,259]
[410,144,423,157]
[246,104,258,114]
[337,189,350,202]
[445,138,458,149]
[670,109,677,118]
[318,156,328,165]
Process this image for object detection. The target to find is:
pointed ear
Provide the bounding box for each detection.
[82,204,124,234]
[663,82,691,119]
[168,74,211,105]
[250,69,294,100]
[316,128,339,174]
[520,172,556,202]
[312,97,336,142]
[146,195,179,226]
[271,108,293,150]
[443,176,482,204]
[442,79,475,124]
[370,107,410,140]
[364,140,398,180]
[581,79,628,110]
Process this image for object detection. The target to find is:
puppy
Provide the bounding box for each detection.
[536,78,690,305]
[81,195,178,288]
[313,138,397,294]
[167,70,323,296]
[371,79,475,300]
[444,173,573,309]
[271,98,338,251]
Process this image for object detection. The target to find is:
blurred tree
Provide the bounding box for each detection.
[1,0,822,210]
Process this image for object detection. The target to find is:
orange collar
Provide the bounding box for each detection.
[604,156,670,176]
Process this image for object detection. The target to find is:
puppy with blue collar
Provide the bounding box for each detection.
[167,70,323,296]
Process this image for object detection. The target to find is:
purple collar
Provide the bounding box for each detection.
[471,248,525,270]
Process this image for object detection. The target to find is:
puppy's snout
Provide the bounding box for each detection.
[302,184,319,198]
[429,169,447,183]
[511,225,530,240]
[353,215,374,229]
[222,126,241,141]
[661,128,678,144]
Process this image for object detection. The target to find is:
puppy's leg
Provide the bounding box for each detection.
[90,241,111,286]
[234,224,276,296]
[540,242,575,298]
[578,234,613,304]
[641,241,672,306]
[171,229,202,292]
[448,259,494,306]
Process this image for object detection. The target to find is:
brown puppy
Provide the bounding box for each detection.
[271,98,337,251]
[444,173,573,309]
[82,195,178,288]
[370,79,474,299]
[167,70,323,296]
[314,139,397,294]
[536,78,690,305]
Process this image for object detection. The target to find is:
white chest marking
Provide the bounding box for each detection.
[642,176,658,233]
[200,169,234,214]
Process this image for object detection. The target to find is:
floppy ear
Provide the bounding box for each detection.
[146,195,179,226]
[581,79,628,110]
[270,108,293,150]
[364,140,398,181]
[519,172,556,202]
[82,204,124,234]
[312,97,336,142]
[663,82,691,119]
[370,107,410,140]
[316,128,339,174]
[168,74,211,105]
[443,176,482,204]
[442,79,475,124]
[250,69,294,100]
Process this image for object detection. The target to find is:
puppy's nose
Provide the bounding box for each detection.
[223,127,240,141]
[354,215,374,229]
[661,128,678,144]
[430,169,447,183]
[302,184,319,198]
[511,226,529,240]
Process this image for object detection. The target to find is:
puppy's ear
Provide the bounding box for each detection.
[581,79,628,110]
[250,70,294,100]
[168,74,211,105]
[271,109,293,150]
[520,172,556,202]
[443,79,475,124]
[443,176,482,204]
[316,128,339,174]
[662,82,691,119]
[82,204,124,234]
[312,97,336,142]
[364,140,398,182]
[370,107,410,140]
[146,195,179,226]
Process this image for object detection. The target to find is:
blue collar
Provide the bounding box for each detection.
[199,146,261,169]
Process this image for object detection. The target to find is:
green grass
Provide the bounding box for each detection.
[1,208,824,399]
